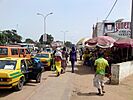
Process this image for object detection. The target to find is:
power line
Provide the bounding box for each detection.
[104,0,118,21]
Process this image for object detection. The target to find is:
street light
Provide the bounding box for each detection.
[37,12,53,42]
[61,31,68,45]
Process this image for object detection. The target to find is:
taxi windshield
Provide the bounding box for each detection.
[35,54,49,58]
[0,60,17,70]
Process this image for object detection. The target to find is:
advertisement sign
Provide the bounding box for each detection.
[116,22,131,31]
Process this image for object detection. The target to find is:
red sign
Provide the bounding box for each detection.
[116,22,131,31]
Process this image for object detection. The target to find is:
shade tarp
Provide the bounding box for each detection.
[85,36,116,48]
[51,41,63,48]
[76,37,90,45]
[114,38,133,48]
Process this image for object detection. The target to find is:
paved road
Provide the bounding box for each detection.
[0,63,73,100]
[1,60,133,100]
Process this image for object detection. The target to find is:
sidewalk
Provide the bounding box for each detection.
[70,60,133,100]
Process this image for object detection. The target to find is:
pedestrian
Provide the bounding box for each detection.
[69,46,77,73]
[54,48,63,76]
[51,50,56,71]
[61,47,67,73]
[79,48,83,61]
[93,52,109,96]
[65,49,69,63]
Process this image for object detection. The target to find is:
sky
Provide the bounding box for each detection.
[0,0,132,44]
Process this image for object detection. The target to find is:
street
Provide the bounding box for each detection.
[0,63,73,100]
[70,61,133,100]
[1,60,133,100]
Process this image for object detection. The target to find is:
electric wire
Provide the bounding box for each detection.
[104,0,118,21]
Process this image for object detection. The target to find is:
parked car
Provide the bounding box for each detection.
[0,57,43,91]
[44,48,53,53]
[31,51,37,57]
[34,52,52,70]
[0,45,31,59]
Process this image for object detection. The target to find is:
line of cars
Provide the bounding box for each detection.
[0,45,49,91]
[33,52,52,70]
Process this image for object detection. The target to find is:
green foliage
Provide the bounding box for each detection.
[65,41,73,48]
[0,30,22,44]
[0,33,7,45]
[25,38,35,43]
[39,34,54,45]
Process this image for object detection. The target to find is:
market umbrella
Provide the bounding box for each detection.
[76,37,91,48]
[114,38,133,48]
[85,36,116,48]
[114,38,133,60]
[51,41,63,48]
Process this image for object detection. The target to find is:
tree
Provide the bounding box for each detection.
[0,33,7,45]
[39,34,54,45]
[65,41,73,48]
[2,30,22,43]
[25,38,35,43]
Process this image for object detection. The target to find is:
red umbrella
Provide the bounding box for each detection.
[114,38,133,48]
[85,36,116,48]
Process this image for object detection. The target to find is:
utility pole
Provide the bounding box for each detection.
[131,0,133,38]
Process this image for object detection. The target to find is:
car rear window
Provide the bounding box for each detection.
[35,54,49,58]
[0,60,17,70]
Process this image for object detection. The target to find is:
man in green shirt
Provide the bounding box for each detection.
[94,52,109,96]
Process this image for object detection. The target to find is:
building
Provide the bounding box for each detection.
[17,43,37,51]
[92,20,131,40]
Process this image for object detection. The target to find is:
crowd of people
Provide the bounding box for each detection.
[78,46,133,96]
[50,45,131,96]
[51,46,77,77]
[51,46,111,77]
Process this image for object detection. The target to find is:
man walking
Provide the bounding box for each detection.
[94,52,109,96]
[69,47,77,73]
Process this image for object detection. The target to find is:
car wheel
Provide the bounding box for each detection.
[36,73,42,83]
[15,77,24,91]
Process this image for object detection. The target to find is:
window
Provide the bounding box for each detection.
[26,49,30,54]
[0,60,16,70]
[26,59,32,66]
[35,54,49,58]
[20,49,25,54]
[21,60,27,73]
[0,48,8,55]
[11,48,18,55]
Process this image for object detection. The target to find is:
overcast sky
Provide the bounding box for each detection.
[0,0,132,44]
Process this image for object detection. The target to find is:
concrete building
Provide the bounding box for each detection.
[92,20,131,40]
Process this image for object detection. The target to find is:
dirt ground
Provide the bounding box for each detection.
[70,60,133,100]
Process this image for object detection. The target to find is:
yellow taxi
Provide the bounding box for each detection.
[0,57,32,90]
[34,52,52,70]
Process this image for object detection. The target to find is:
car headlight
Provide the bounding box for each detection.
[6,78,12,82]
[0,78,12,82]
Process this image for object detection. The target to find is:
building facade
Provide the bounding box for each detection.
[92,20,131,40]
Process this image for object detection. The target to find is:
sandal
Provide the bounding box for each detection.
[102,91,105,93]
[96,93,104,96]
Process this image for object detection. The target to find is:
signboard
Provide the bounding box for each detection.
[104,22,131,38]
[43,34,47,42]
[104,23,115,33]
[116,22,131,31]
